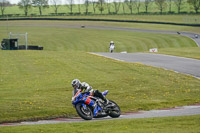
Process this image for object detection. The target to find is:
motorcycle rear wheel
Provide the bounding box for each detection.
[76,103,93,120]
[108,100,121,118]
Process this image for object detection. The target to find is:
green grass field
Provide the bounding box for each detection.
[0,20,200,126]
[1,50,199,123]
[155,47,200,59]
[0,115,200,133]
[0,21,199,52]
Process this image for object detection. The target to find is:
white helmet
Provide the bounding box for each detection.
[71,79,80,89]
[110,41,114,43]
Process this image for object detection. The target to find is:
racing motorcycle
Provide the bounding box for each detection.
[72,89,121,120]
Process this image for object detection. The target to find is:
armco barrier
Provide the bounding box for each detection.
[0,18,200,27]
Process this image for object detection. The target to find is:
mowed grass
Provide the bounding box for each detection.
[0,115,200,133]
[0,51,200,123]
[0,21,200,123]
[1,20,199,59]
[0,21,198,52]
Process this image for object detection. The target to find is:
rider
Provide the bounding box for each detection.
[109,41,115,53]
[71,79,109,105]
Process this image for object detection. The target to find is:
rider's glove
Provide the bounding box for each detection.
[71,97,75,102]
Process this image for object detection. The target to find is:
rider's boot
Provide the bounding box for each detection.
[103,99,109,105]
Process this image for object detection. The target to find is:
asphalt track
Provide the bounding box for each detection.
[91,52,200,78]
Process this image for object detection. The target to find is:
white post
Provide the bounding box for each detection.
[9,32,11,39]
[7,16,9,34]
[25,32,28,50]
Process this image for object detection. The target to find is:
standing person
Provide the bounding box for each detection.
[71,79,109,105]
[109,41,115,53]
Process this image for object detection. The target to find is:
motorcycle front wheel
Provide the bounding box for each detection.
[75,103,93,120]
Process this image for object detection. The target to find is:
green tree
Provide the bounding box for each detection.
[77,0,81,14]
[51,0,61,15]
[125,0,134,14]
[0,0,9,16]
[113,0,121,14]
[121,1,126,14]
[155,0,167,14]
[32,0,49,16]
[106,0,111,14]
[134,0,141,14]
[84,0,90,15]
[18,0,32,16]
[168,0,172,12]
[174,0,184,14]
[187,0,200,13]
[91,0,98,14]
[98,0,105,14]
[66,0,74,14]
[144,0,152,13]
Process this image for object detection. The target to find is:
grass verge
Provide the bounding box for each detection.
[0,115,200,133]
[156,47,200,59]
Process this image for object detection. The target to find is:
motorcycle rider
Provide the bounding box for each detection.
[71,79,109,105]
[109,41,115,53]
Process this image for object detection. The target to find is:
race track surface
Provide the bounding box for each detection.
[91,53,200,78]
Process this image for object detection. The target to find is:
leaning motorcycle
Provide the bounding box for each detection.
[72,90,121,120]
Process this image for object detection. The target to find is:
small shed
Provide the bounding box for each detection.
[1,39,18,50]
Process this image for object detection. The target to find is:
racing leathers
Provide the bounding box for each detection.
[72,82,108,104]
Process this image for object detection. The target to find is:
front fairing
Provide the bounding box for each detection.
[72,92,90,106]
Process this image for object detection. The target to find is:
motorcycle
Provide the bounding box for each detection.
[109,44,115,53]
[72,89,121,120]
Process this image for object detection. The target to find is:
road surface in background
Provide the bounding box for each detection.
[91,53,200,78]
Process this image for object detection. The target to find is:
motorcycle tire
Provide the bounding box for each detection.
[108,100,121,118]
[75,103,93,120]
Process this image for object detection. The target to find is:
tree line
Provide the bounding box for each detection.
[0,0,200,16]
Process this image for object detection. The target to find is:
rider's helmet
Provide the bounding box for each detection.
[110,41,114,44]
[71,79,80,89]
